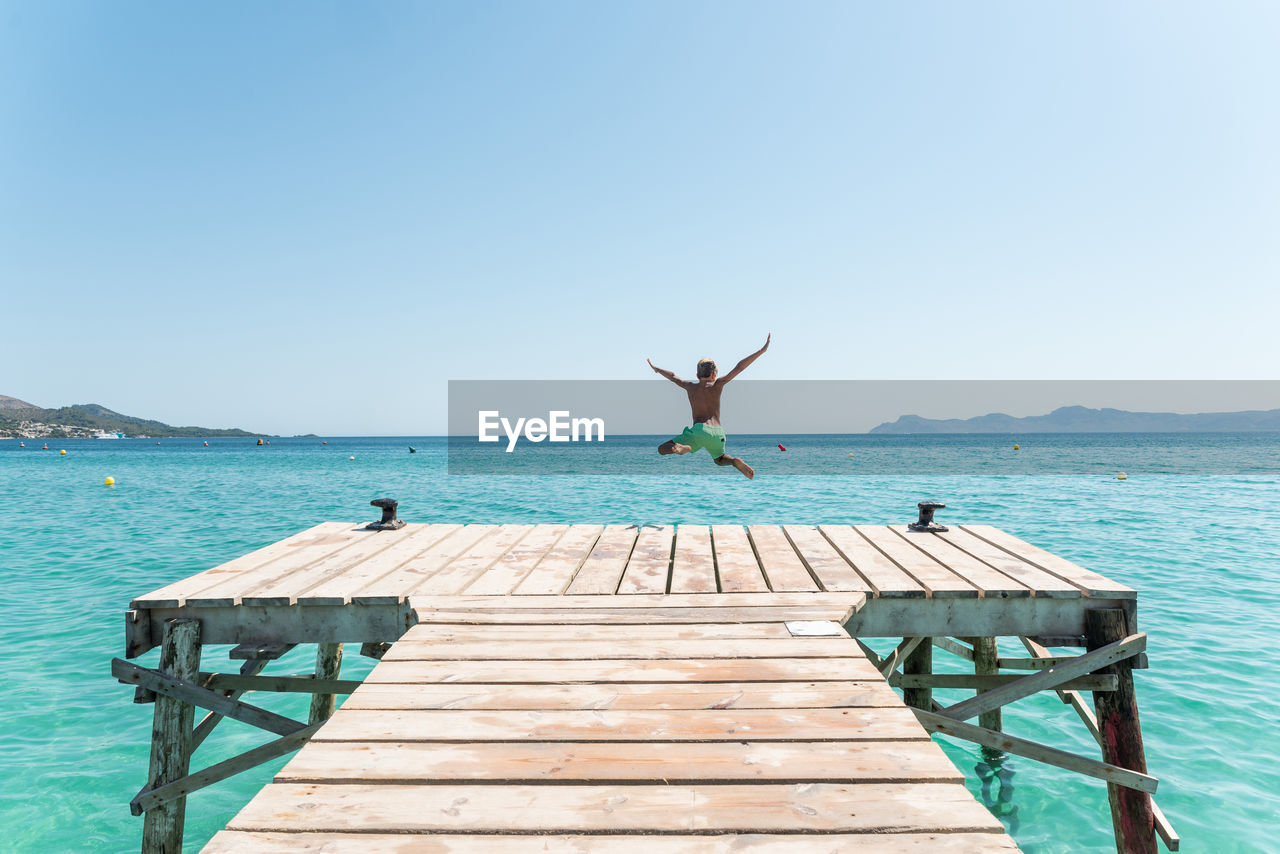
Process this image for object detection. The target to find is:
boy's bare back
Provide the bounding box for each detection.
[647,334,770,479]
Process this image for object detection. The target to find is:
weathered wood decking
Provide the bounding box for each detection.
[127,523,1136,656]
[120,521,1163,853]
[204,600,1018,852]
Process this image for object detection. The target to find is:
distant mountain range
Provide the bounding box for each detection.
[870,405,1280,434]
[0,395,260,438]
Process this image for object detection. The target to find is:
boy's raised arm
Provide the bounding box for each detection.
[648,358,691,387]
[721,333,771,383]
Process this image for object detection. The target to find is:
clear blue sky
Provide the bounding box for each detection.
[2,2,1278,435]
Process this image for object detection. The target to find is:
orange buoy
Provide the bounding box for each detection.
[777,444,786,452]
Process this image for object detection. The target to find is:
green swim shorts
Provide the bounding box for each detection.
[674,423,728,457]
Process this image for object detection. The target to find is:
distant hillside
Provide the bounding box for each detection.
[870,405,1280,434]
[0,396,262,438]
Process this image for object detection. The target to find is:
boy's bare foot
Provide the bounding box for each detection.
[672,443,692,455]
[733,458,754,479]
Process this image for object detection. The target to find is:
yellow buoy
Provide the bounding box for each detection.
[60,449,67,455]
[1013,444,1020,450]
[848,453,854,458]
[104,476,115,486]
[1117,472,1127,480]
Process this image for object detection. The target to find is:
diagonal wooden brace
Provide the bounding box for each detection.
[878,636,925,677]
[914,709,1158,794]
[938,632,1146,723]
[130,723,321,816]
[112,658,307,737]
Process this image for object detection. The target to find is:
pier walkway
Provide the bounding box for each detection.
[118,518,1169,852]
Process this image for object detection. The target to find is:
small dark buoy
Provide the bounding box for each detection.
[322,441,328,445]
[256,438,263,446]
[409,446,416,453]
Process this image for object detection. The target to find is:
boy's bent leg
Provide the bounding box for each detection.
[715,454,754,479]
[659,440,691,455]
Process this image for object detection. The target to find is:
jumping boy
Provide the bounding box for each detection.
[647,333,770,479]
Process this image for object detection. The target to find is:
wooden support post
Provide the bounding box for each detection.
[970,636,1002,732]
[141,618,201,854]
[1087,609,1156,854]
[902,636,932,710]
[308,642,343,725]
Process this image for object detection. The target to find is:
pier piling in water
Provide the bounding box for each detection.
[307,642,344,725]
[1087,608,1157,854]
[141,618,201,854]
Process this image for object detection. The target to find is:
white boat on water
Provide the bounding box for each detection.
[93,432,125,439]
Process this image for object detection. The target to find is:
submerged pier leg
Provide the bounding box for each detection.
[1086,609,1155,854]
[971,637,1002,732]
[141,618,201,854]
[308,642,344,725]
[903,636,932,710]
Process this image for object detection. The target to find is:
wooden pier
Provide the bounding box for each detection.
[117,515,1175,853]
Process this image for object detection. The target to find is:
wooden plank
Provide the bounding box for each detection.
[669,525,718,593]
[130,522,350,608]
[854,526,978,598]
[200,673,362,695]
[312,707,929,743]
[711,525,770,592]
[617,525,674,594]
[411,606,856,625]
[349,524,492,603]
[226,782,1005,833]
[179,524,373,608]
[205,831,1022,854]
[380,638,864,661]
[420,593,860,610]
[962,524,1137,598]
[278,738,963,784]
[783,525,872,593]
[392,622,796,642]
[747,525,818,591]
[412,524,535,595]
[229,643,295,661]
[514,524,605,594]
[916,709,1158,794]
[564,525,638,594]
[342,680,904,710]
[462,525,569,595]
[240,525,431,607]
[819,525,926,598]
[891,673,1119,692]
[299,524,461,605]
[893,526,1031,599]
[938,527,1082,598]
[363,656,885,683]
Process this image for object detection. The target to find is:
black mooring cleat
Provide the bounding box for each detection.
[366,498,406,531]
[908,500,949,533]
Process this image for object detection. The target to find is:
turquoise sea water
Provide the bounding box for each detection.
[2,434,1279,853]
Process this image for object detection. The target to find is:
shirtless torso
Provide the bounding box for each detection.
[647,334,770,480]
